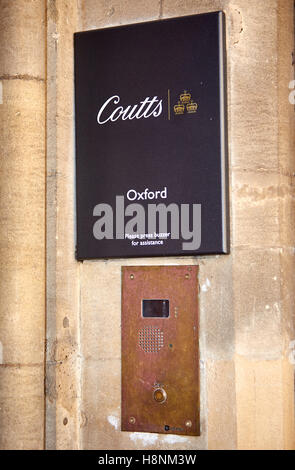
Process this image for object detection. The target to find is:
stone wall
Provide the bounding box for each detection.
[0,0,294,450]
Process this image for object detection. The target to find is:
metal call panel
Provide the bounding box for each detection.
[121,265,200,436]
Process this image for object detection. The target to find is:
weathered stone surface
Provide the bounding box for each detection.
[199,256,234,361]
[233,247,283,359]
[0,0,46,451]
[0,0,46,79]
[46,0,81,451]
[81,262,121,361]
[0,79,45,364]
[162,0,224,18]
[277,176,295,248]
[81,358,122,450]
[282,358,295,450]
[235,356,295,450]
[207,360,237,450]
[277,0,295,175]
[232,170,281,247]
[81,0,160,29]
[279,250,295,348]
[0,366,44,449]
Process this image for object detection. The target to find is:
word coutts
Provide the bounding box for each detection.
[97,95,163,124]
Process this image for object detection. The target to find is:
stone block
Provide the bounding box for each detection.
[0,79,45,364]
[207,359,237,449]
[232,170,281,247]
[233,247,282,359]
[235,355,292,450]
[199,256,235,361]
[0,0,45,78]
[0,365,44,449]
[82,0,160,30]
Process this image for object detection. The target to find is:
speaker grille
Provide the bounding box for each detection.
[138,326,164,353]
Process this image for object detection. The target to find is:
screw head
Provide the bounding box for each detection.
[129,416,136,424]
[185,420,192,428]
[130,274,134,280]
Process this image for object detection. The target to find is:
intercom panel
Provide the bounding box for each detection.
[121,265,200,436]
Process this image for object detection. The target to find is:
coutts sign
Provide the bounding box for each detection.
[74,12,229,259]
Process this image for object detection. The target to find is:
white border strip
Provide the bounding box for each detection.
[219,12,229,253]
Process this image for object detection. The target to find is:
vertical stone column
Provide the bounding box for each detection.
[0,0,46,449]
[46,0,81,450]
[230,0,295,450]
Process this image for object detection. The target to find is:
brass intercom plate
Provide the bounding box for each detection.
[121,265,200,436]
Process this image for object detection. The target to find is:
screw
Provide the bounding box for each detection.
[129,416,136,424]
[185,420,192,428]
[185,273,190,279]
[130,274,134,280]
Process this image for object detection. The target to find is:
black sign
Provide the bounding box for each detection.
[74,12,229,259]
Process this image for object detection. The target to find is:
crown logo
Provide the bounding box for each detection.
[173,101,185,115]
[186,101,198,113]
[180,90,191,104]
[174,90,198,116]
